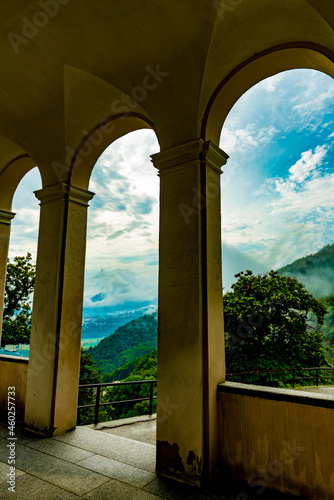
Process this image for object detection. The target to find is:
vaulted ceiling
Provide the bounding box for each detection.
[0,0,333,200]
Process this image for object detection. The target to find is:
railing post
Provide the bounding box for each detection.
[316,368,319,387]
[149,381,154,415]
[292,369,295,389]
[94,386,101,425]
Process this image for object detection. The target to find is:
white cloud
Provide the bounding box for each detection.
[86,129,159,256]
[221,140,334,279]
[84,265,158,308]
[84,129,160,305]
[270,171,334,216]
[221,123,278,153]
[256,72,285,93]
[288,145,327,183]
[292,84,334,116]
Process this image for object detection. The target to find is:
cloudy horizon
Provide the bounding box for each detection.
[8,68,334,310]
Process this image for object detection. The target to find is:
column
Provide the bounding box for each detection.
[25,183,94,436]
[0,210,16,345]
[151,139,228,485]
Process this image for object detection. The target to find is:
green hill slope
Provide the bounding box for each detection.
[101,349,158,420]
[87,310,158,374]
[278,243,334,297]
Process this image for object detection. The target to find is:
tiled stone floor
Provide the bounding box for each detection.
[0,418,301,499]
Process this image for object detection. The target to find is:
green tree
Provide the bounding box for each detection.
[1,253,35,347]
[323,295,334,338]
[321,295,334,362]
[102,349,157,420]
[77,348,109,425]
[224,270,328,375]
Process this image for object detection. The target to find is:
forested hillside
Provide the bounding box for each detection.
[78,348,157,423]
[88,310,157,374]
[102,349,157,420]
[278,243,334,297]
[278,243,334,355]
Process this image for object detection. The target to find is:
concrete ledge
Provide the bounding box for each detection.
[218,381,334,409]
[0,354,29,364]
[218,382,334,499]
[82,413,157,430]
[0,354,28,414]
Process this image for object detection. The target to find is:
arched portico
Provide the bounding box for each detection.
[68,114,156,189]
[192,40,334,485]
[0,1,333,495]
[20,39,334,484]
[202,44,334,144]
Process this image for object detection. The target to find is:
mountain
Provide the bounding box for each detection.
[88,310,158,374]
[81,304,157,340]
[83,302,157,318]
[278,243,334,298]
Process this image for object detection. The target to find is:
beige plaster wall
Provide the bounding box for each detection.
[0,356,28,415]
[218,383,334,499]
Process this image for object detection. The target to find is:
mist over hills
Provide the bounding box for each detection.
[83,302,157,318]
[85,243,333,365]
[85,243,334,381]
[278,243,334,298]
[81,303,157,340]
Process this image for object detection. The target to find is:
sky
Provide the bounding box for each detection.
[220,69,334,288]
[9,69,334,310]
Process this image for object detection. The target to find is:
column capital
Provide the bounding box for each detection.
[0,209,16,225]
[151,139,228,174]
[34,184,95,207]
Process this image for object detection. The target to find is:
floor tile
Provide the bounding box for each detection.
[2,443,109,496]
[26,438,95,463]
[83,478,162,500]
[143,477,231,500]
[0,418,300,500]
[0,425,44,445]
[0,473,81,499]
[0,437,14,462]
[55,427,156,473]
[0,460,25,485]
[97,417,156,445]
[77,454,156,488]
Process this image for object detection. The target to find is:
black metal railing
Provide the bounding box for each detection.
[78,379,157,425]
[226,367,334,388]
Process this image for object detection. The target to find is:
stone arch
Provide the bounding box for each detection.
[0,155,40,212]
[0,154,36,211]
[0,133,40,211]
[201,43,334,144]
[68,113,157,189]
[61,65,159,188]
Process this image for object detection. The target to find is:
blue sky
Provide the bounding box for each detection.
[9,69,334,308]
[220,69,334,288]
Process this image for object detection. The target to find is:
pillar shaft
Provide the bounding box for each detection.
[0,210,16,345]
[151,139,228,485]
[25,183,94,436]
